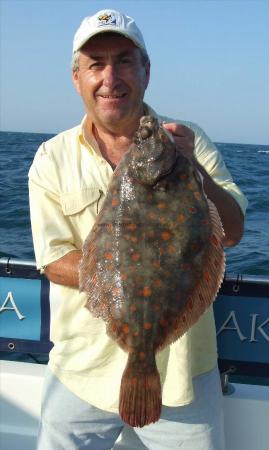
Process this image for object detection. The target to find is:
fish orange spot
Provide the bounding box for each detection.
[162,231,171,241]
[111,198,119,207]
[133,330,139,337]
[127,223,137,231]
[187,183,193,190]
[189,207,197,214]
[211,235,219,247]
[160,318,169,327]
[143,286,152,297]
[202,218,209,225]
[106,223,113,232]
[154,279,162,287]
[130,304,137,313]
[177,214,187,224]
[130,236,138,243]
[139,352,146,360]
[194,191,202,201]
[157,202,167,209]
[132,253,140,262]
[179,173,188,180]
[122,324,130,334]
[144,322,152,330]
[104,252,113,260]
[203,270,210,282]
[120,272,127,281]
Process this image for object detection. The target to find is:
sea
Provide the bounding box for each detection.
[0,131,268,276]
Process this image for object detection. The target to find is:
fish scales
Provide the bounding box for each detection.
[80,116,225,427]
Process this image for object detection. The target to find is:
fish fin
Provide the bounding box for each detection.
[119,355,162,427]
[79,235,96,293]
[158,198,225,349]
[79,233,110,320]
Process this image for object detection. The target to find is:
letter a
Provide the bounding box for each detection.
[0,291,26,320]
[217,311,247,341]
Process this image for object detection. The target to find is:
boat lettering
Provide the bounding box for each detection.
[217,310,269,342]
[0,291,26,320]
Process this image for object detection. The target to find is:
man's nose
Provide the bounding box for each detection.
[103,64,120,88]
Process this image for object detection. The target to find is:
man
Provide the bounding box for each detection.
[29,9,248,450]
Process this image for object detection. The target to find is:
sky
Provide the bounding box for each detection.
[1,0,268,144]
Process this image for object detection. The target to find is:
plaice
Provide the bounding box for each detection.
[79,116,225,427]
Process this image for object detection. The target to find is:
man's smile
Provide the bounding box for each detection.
[97,93,127,99]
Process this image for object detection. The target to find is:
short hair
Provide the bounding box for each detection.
[72,50,80,72]
[71,40,150,72]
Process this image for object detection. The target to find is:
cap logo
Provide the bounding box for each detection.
[97,12,116,27]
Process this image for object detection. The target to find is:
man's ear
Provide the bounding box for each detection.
[144,62,151,90]
[72,70,81,96]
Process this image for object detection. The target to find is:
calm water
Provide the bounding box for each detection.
[0,131,268,275]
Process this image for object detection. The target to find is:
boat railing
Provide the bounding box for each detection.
[0,258,269,382]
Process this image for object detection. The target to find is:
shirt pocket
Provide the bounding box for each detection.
[60,187,104,216]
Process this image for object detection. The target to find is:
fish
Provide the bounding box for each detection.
[79,115,225,427]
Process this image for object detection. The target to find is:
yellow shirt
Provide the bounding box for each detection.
[28,105,248,412]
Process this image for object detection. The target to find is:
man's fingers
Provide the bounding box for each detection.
[162,122,193,138]
[162,122,195,160]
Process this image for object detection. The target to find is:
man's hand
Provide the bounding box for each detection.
[162,122,195,160]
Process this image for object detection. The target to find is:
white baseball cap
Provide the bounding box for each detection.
[73,9,148,55]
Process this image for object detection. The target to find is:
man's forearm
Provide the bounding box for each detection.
[44,250,82,288]
[195,161,244,247]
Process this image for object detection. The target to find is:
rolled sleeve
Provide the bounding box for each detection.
[28,143,78,270]
[192,124,248,215]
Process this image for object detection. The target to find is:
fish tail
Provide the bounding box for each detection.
[119,354,161,427]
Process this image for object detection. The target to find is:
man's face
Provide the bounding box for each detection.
[72,34,150,132]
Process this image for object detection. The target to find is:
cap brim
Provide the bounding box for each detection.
[74,28,143,53]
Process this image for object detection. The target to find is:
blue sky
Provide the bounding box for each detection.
[1,0,268,144]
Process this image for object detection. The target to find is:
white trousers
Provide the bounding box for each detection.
[37,366,225,450]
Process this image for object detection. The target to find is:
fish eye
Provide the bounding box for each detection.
[140,126,152,140]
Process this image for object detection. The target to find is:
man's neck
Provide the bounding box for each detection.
[84,115,142,169]
[93,125,135,169]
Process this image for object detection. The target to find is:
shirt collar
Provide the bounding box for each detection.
[77,103,160,154]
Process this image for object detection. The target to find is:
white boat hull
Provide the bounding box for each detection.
[1,360,268,450]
